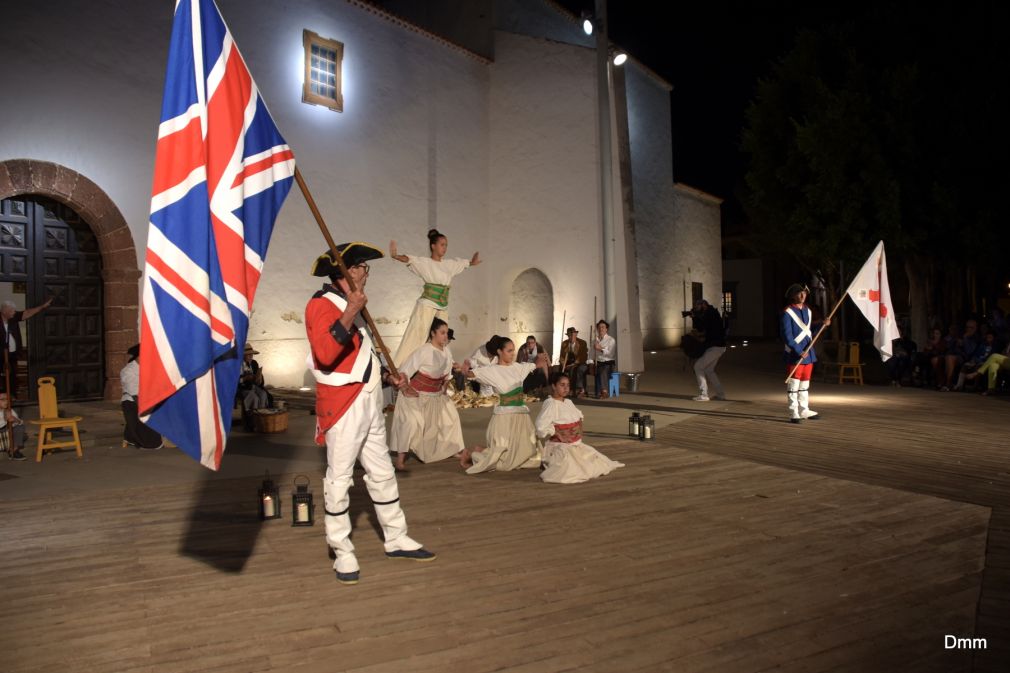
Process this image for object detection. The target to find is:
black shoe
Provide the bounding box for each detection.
[11,449,27,461]
[790,418,802,424]
[385,548,437,562]
[335,570,360,585]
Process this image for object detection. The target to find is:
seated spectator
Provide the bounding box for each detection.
[966,341,1010,395]
[939,323,969,391]
[465,336,499,396]
[516,335,550,396]
[239,343,272,428]
[955,331,995,391]
[559,327,589,398]
[0,392,26,460]
[913,327,945,388]
[120,345,164,450]
[886,329,917,386]
[593,320,616,399]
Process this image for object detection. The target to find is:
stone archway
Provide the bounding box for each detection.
[0,159,140,400]
[508,268,554,356]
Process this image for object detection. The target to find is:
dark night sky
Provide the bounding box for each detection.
[557,1,855,210]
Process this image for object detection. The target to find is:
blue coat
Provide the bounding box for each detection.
[781,305,821,365]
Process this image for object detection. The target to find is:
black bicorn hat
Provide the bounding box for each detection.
[784,283,810,299]
[311,242,385,278]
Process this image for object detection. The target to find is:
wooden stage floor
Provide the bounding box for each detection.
[1,363,1006,672]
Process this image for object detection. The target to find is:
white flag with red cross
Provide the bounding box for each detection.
[845,241,899,361]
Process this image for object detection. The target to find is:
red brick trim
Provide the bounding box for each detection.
[0,159,139,401]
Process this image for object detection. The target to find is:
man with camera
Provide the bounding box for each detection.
[685,299,727,401]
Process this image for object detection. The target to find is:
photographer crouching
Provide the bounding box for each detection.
[682,299,727,401]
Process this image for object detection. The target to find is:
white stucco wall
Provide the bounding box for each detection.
[625,58,722,349]
[0,0,491,387]
[487,30,603,362]
[1,0,717,384]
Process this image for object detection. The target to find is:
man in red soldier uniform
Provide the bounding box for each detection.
[306,243,436,585]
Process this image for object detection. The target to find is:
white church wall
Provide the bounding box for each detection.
[0,0,490,388]
[624,66,722,349]
[488,30,602,362]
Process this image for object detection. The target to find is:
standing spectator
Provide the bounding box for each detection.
[559,327,589,398]
[120,345,163,450]
[1,297,53,400]
[593,320,616,398]
[691,299,727,401]
[0,392,26,460]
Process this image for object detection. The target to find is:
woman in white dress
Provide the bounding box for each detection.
[536,372,625,484]
[460,336,545,474]
[390,319,465,470]
[391,229,480,366]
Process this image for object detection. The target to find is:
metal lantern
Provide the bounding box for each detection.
[258,473,281,520]
[291,474,315,527]
[628,411,641,437]
[638,415,656,441]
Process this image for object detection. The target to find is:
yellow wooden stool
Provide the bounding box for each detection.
[838,342,865,385]
[29,376,83,462]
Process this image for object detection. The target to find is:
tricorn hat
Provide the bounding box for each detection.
[311,242,384,278]
[127,343,140,361]
[784,283,810,300]
[447,328,456,341]
[566,327,579,335]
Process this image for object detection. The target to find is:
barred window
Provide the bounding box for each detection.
[303,30,343,112]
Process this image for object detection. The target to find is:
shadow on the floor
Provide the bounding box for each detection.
[179,428,296,573]
[178,472,267,573]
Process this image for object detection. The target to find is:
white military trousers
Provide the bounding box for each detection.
[323,382,422,573]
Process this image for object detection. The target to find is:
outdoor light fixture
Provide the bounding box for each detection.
[638,415,655,441]
[291,474,314,527]
[612,51,628,66]
[258,473,281,520]
[628,411,641,437]
[581,11,594,35]
[298,386,311,392]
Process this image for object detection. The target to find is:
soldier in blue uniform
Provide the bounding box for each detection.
[781,284,830,423]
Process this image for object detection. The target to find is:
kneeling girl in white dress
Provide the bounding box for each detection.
[460,336,544,474]
[536,372,625,484]
[390,229,480,367]
[390,318,465,470]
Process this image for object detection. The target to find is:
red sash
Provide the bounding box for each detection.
[410,371,446,393]
[551,420,582,444]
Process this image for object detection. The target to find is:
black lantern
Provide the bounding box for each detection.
[638,415,655,441]
[258,473,281,520]
[291,474,315,527]
[628,412,641,437]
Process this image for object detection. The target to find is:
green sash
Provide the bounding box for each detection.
[498,386,525,407]
[421,283,450,308]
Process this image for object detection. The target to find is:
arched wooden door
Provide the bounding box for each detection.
[0,196,104,401]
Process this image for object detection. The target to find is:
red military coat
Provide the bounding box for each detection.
[305,286,368,444]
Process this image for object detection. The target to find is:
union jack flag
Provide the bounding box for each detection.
[139,0,295,470]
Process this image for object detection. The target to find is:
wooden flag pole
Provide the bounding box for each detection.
[784,291,847,383]
[293,168,400,378]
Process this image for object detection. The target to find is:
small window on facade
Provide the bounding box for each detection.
[722,290,734,316]
[303,30,343,112]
